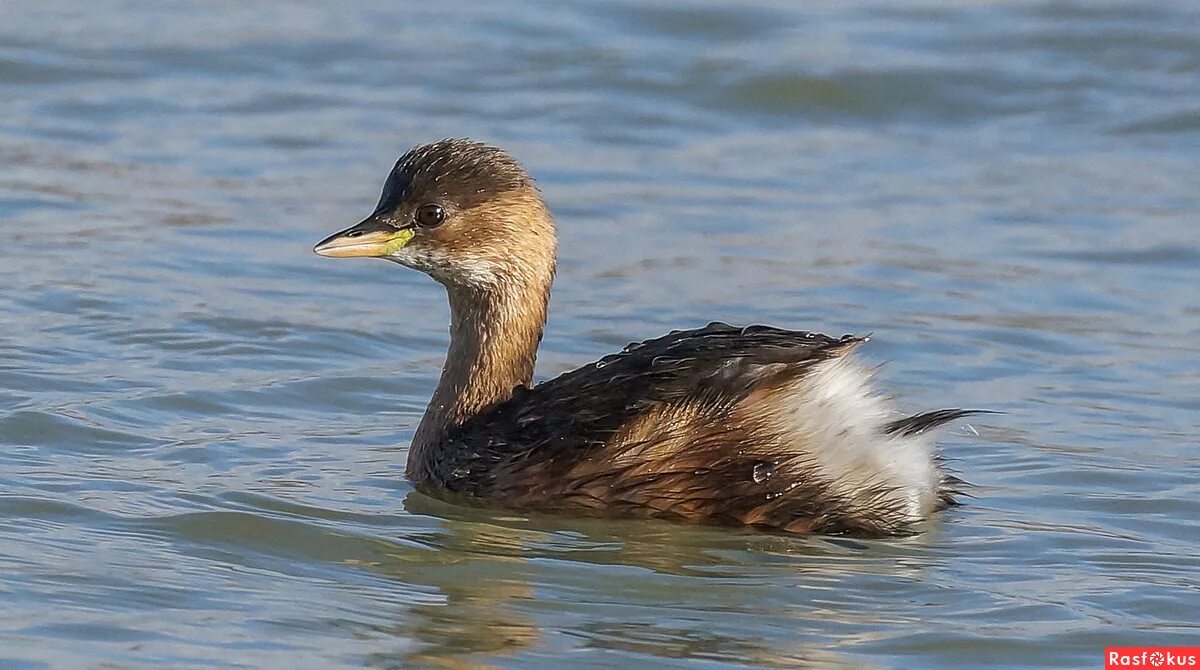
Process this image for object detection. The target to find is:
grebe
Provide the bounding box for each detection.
[314,139,975,536]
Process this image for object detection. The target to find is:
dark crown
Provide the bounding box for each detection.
[375,138,534,214]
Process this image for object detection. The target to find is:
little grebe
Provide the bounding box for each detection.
[315,138,976,536]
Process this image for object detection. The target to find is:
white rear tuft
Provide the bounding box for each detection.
[769,356,941,521]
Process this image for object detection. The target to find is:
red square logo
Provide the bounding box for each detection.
[1106,648,1200,669]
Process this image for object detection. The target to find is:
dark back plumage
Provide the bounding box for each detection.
[482,322,861,454]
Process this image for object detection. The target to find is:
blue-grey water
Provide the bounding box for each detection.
[2,2,1198,668]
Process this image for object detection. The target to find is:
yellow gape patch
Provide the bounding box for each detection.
[381,229,415,255]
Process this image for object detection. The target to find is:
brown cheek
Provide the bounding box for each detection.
[438,218,507,260]
[428,190,556,266]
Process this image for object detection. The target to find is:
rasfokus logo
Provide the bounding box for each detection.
[1105,648,1200,669]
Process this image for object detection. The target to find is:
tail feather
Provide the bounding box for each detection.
[883,408,997,437]
[936,472,973,509]
[879,408,994,513]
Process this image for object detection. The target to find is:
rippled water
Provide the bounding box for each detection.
[2,1,1199,668]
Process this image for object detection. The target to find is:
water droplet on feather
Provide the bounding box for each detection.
[752,461,775,483]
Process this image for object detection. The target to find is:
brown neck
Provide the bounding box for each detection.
[407,277,550,482]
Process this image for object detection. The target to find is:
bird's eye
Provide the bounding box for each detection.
[415,203,445,228]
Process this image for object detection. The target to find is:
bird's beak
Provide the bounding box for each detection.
[313,216,415,258]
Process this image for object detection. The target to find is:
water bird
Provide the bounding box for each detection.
[314,138,977,536]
